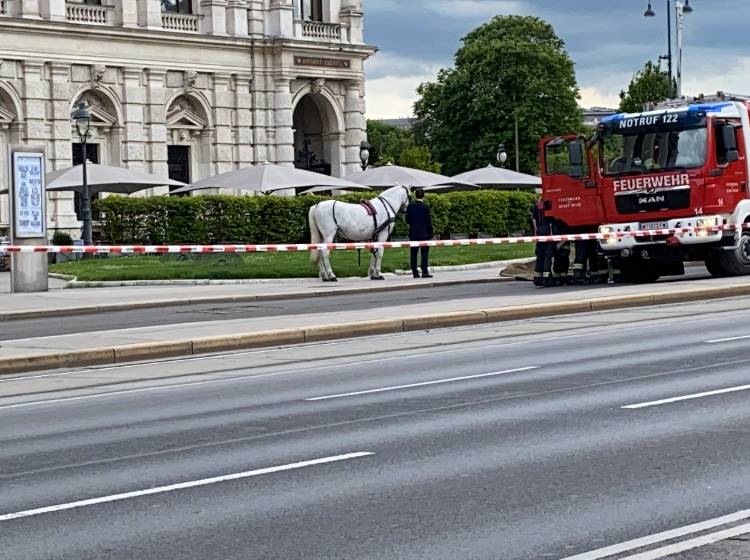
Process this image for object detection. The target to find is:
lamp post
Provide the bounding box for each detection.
[496,143,508,168]
[72,101,93,246]
[359,140,370,171]
[675,0,693,99]
[644,0,693,99]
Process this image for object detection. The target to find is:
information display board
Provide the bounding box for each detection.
[11,151,46,239]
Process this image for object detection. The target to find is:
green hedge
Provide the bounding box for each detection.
[94,190,537,244]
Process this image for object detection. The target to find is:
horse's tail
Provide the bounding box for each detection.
[308,204,322,265]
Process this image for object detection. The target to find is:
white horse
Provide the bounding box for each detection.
[309,185,412,281]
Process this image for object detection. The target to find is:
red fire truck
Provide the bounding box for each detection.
[540,92,750,282]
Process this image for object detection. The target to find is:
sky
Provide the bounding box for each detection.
[363,0,750,119]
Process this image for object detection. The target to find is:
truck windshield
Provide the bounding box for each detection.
[601,127,707,176]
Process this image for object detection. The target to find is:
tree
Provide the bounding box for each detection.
[365,120,441,172]
[619,60,673,113]
[399,145,441,173]
[413,15,583,176]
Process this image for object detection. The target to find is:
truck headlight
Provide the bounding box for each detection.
[696,217,718,229]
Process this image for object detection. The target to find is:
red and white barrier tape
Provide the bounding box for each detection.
[0,224,739,254]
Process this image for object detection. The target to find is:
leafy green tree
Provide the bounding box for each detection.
[399,145,441,173]
[619,60,673,113]
[366,120,413,166]
[413,15,583,176]
[365,120,441,172]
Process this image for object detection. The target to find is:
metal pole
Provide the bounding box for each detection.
[666,0,673,98]
[676,2,684,98]
[514,114,520,172]
[81,139,92,245]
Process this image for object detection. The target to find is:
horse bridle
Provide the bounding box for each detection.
[378,186,411,217]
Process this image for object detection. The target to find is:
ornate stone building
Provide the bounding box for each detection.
[0,0,374,233]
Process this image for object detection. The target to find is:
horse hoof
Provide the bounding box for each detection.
[370,275,385,281]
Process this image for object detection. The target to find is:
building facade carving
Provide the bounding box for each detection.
[0,0,374,234]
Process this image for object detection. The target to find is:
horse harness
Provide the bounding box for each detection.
[332,187,407,244]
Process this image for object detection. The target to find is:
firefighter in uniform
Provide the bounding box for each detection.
[552,240,571,285]
[572,239,607,284]
[532,200,554,287]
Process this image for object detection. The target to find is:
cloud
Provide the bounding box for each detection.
[365,51,440,81]
[366,75,430,119]
[363,0,750,117]
[428,0,529,18]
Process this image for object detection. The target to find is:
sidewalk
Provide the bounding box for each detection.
[1,265,749,373]
[0,264,518,319]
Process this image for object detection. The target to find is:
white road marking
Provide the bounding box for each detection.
[619,521,750,559]
[558,509,750,560]
[705,333,750,344]
[622,383,750,409]
[305,366,538,401]
[0,452,373,522]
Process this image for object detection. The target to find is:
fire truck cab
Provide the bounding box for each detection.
[541,92,750,282]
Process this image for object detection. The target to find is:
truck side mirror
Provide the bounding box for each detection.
[567,141,584,178]
[722,125,740,162]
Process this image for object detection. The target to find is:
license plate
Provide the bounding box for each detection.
[640,221,668,230]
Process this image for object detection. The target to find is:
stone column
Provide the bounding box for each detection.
[200,0,227,35]
[20,0,42,18]
[213,72,235,175]
[145,68,168,188]
[121,68,146,171]
[226,0,247,36]
[249,66,273,164]
[117,0,139,27]
[234,74,253,167]
[339,0,363,43]
[268,0,294,38]
[273,76,294,167]
[343,80,364,176]
[136,0,161,29]
[39,0,65,21]
[247,0,264,36]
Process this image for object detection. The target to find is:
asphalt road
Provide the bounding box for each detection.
[2,297,750,559]
[0,265,710,340]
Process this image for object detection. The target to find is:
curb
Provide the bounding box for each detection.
[0,276,512,322]
[0,283,746,375]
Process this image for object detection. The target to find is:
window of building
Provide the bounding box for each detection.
[167,145,191,194]
[300,0,323,21]
[161,0,192,14]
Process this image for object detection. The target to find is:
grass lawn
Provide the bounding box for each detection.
[49,244,534,281]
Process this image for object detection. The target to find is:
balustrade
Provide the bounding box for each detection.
[161,12,200,33]
[66,3,111,25]
[302,20,341,41]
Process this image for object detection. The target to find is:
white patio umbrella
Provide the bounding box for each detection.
[45,163,186,194]
[0,163,185,195]
[344,163,478,192]
[451,164,541,189]
[170,161,369,195]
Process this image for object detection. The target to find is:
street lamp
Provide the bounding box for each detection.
[72,100,93,246]
[643,1,694,99]
[496,143,508,167]
[644,0,673,99]
[675,0,693,98]
[359,140,370,171]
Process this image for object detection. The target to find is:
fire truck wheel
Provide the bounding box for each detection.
[705,250,730,278]
[716,234,750,276]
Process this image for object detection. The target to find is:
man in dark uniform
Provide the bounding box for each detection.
[532,199,554,287]
[406,188,434,278]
